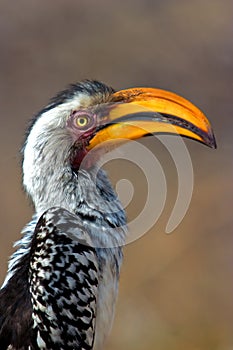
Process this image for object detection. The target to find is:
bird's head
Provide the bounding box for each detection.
[23,80,216,209]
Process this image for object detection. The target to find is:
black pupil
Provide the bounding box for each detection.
[79,117,87,125]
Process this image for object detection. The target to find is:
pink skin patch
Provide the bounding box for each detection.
[67,110,99,169]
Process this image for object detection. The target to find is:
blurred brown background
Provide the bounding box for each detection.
[0,0,232,349]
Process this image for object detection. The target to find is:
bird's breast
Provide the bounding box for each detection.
[94,247,123,350]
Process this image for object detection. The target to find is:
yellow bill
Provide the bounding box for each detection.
[88,87,216,150]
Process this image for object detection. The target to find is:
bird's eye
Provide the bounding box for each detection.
[76,115,89,128]
[67,110,95,132]
[73,113,95,130]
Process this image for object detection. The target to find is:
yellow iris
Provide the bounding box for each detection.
[76,115,89,128]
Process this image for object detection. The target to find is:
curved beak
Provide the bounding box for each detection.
[87,87,216,150]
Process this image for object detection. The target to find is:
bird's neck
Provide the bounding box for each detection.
[23,139,127,247]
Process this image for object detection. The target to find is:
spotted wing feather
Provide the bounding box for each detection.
[0,207,99,350]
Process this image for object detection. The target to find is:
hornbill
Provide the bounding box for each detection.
[0,80,216,350]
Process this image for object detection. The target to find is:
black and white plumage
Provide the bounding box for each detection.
[29,208,99,350]
[1,208,100,349]
[0,80,216,350]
